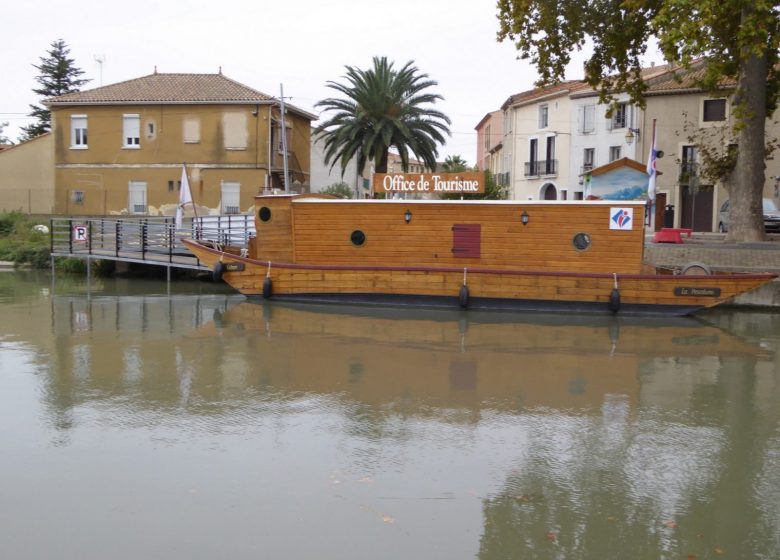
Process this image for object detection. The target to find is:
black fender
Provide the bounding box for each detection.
[262,276,273,299]
[609,288,621,314]
[458,285,469,309]
[212,261,225,282]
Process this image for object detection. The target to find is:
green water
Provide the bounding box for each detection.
[1,271,778,559]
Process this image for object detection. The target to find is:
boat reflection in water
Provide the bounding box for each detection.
[193,301,766,413]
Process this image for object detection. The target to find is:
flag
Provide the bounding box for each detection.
[175,164,193,231]
[646,119,658,202]
[583,173,592,199]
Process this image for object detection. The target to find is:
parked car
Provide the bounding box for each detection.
[718,198,780,233]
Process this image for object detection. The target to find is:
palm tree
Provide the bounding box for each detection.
[315,57,451,175]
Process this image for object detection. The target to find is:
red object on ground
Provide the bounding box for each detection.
[653,228,693,244]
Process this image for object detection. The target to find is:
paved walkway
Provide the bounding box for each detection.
[645,234,780,273]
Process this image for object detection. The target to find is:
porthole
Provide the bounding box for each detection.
[572,232,592,251]
[258,206,272,222]
[350,230,366,246]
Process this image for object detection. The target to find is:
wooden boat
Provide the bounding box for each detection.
[182,194,777,316]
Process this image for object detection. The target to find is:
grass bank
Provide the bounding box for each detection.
[0,211,51,268]
[0,211,110,273]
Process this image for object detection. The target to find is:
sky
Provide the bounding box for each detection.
[3,0,605,165]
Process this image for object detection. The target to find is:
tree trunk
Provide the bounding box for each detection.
[727,9,768,242]
[375,150,389,174]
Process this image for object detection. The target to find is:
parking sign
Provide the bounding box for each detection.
[72,224,88,243]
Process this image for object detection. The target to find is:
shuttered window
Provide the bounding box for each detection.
[452,224,481,258]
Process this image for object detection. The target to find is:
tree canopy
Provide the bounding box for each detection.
[315,57,451,175]
[497,0,780,241]
[21,39,89,141]
[441,154,470,172]
[0,122,11,145]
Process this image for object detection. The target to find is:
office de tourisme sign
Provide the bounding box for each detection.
[373,172,484,194]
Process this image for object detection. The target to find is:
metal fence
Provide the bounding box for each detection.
[50,214,255,270]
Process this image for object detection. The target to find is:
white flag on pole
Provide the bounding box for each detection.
[646,119,658,202]
[175,164,193,231]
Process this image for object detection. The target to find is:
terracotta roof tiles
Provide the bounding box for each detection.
[45,72,275,105]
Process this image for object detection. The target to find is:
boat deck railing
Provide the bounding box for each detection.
[50,214,255,272]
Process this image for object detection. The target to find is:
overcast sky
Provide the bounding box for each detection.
[3,0,639,165]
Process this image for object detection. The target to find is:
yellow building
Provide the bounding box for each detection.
[0,133,55,214]
[46,71,315,215]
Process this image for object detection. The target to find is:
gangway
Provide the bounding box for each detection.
[50,215,255,280]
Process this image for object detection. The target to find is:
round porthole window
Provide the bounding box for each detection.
[258,207,272,222]
[350,230,366,246]
[572,232,592,251]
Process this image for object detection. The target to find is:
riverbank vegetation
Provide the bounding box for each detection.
[0,211,102,273]
[0,211,51,268]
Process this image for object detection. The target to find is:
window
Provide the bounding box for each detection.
[526,138,539,176]
[680,145,698,180]
[351,230,366,246]
[128,181,147,214]
[544,136,556,174]
[221,181,240,214]
[273,121,292,152]
[703,99,727,122]
[583,148,595,170]
[611,103,628,129]
[484,125,491,150]
[183,117,200,143]
[70,115,87,148]
[123,114,140,148]
[609,146,622,162]
[452,224,481,258]
[579,105,595,134]
[167,180,181,192]
[538,104,549,129]
[503,110,512,134]
[223,113,248,150]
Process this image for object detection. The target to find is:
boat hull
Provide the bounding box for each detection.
[182,239,775,316]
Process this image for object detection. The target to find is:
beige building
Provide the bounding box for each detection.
[501,81,587,201]
[46,71,315,215]
[474,110,504,183]
[0,133,55,214]
[643,64,780,231]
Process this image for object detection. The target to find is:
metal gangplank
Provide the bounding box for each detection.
[50,215,255,279]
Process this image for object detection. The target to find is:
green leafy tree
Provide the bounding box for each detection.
[441,154,470,172]
[497,0,779,242]
[315,56,451,176]
[321,181,354,198]
[20,39,89,141]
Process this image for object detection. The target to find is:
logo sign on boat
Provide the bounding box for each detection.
[609,207,634,230]
[373,172,484,194]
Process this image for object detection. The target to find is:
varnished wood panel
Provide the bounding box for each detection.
[286,199,645,274]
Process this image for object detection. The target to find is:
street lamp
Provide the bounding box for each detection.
[625,128,641,145]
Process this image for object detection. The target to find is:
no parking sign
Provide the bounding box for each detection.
[72,224,88,243]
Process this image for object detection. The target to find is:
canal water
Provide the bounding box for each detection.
[1,271,779,560]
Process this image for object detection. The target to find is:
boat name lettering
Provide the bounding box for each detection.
[673,287,721,297]
[224,263,245,272]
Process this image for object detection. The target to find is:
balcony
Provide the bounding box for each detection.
[524,159,558,177]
